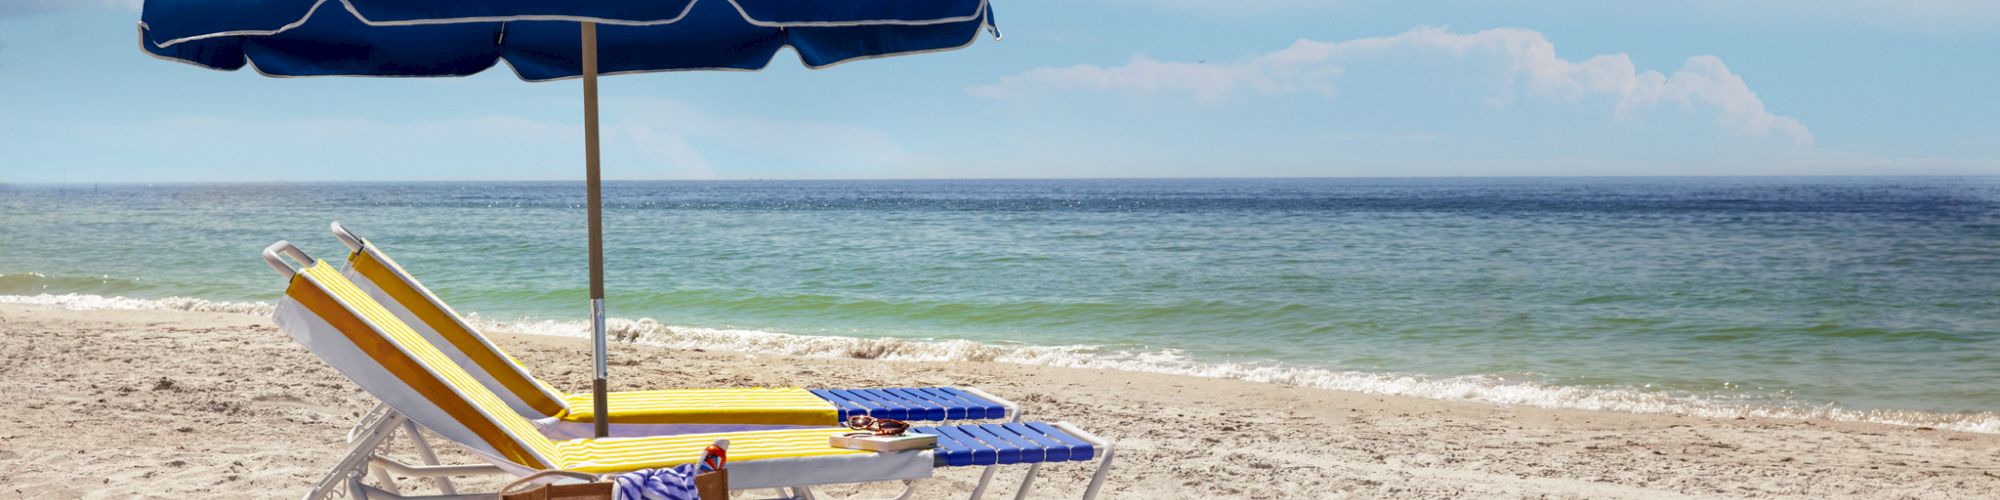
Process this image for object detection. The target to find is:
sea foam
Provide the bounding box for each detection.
[0,292,275,315]
[472,314,2000,434]
[6,292,1995,434]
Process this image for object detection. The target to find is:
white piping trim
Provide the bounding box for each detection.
[141,0,335,49]
[140,24,506,77]
[337,0,699,28]
[241,50,503,79]
[495,53,760,83]
[147,0,990,50]
[136,25,241,72]
[796,19,987,71]
[140,1,997,80]
[986,9,1003,42]
[724,0,987,28]
[497,13,992,82]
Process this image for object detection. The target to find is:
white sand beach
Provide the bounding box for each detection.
[3,302,1997,499]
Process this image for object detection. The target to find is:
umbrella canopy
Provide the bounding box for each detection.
[142,0,998,79]
[137,0,1000,438]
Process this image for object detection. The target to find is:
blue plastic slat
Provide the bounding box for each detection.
[960,424,1025,464]
[928,386,996,420]
[938,387,1005,419]
[864,388,924,420]
[903,387,958,421]
[809,388,866,421]
[1000,423,1070,462]
[987,423,1060,463]
[1025,422,1095,461]
[831,389,873,421]
[912,387,972,420]
[870,388,922,420]
[854,388,914,420]
[827,388,896,420]
[893,388,947,421]
[884,388,947,420]
[914,426,973,467]
[816,386,1006,422]
[973,423,1044,463]
[934,425,997,466]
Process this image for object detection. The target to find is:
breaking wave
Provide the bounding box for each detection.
[473,315,2000,434]
[5,292,1995,434]
[0,292,275,315]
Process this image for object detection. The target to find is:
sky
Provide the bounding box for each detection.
[1,1,1998,182]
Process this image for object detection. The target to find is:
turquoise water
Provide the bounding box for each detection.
[3,178,1998,427]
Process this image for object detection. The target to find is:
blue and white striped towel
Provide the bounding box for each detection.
[612,464,701,500]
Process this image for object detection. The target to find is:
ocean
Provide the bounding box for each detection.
[3,177,1997,431]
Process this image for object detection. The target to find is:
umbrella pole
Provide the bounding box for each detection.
[582,21,610,439]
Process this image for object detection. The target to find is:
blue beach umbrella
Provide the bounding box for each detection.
[138,0,1000,438]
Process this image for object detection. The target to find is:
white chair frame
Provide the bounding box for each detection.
[304,403,1112,500]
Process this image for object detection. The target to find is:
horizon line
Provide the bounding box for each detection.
[7,173,1999,186]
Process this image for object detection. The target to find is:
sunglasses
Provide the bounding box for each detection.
[844,415,911,436]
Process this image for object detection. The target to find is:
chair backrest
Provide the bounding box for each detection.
[333,224,570,419]
[272,251,560,470]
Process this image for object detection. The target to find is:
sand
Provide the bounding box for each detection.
[2,303,1997,499]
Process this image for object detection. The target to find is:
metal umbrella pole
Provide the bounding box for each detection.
[581,22,610,439]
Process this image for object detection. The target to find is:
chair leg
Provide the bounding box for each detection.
[371,464,402,495]
[349,474,371,500]
[1050,422,1115,500]
[1082,446,1114,500]
[886,481,914,500]
[969,465,999,499]
[757,487,815,500]
[1012,463,1042,500]
[307,404,404,500]
[401,420,457,495]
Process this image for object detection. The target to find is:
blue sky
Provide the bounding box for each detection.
[1,1,1997,182]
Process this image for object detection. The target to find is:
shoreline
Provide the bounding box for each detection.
[4,303,1999,498]
[5,291,1997,435]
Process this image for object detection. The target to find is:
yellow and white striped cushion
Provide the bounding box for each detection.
[553,427,870,473]
[284,261,885,475]
[558,387,836,426]
[347,243,841,427]
[289,261,560,468]
[347,247,570,417]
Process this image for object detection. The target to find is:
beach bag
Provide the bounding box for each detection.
[500,471,613,500]
[695,469,728,500]
[498,468,727,500]
[610,464,730,500]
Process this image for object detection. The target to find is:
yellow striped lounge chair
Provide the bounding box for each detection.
[262,241,1112,500]
[329,222,1018,440]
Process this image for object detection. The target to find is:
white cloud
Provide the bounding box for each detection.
[969,27,1812,145]
[968,52,1342,104]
